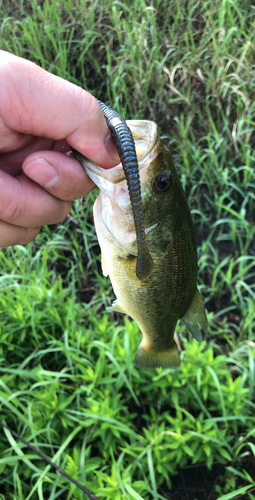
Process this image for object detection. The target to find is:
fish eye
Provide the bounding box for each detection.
[152,171,171,193]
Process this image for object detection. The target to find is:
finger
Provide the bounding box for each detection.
[23,150,95,200]
[0,220,40,247]
[0,51,119,168]
[0,170,72,227]
[0,137,55,174]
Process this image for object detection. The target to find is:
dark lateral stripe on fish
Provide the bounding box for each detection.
[97,100,153,280]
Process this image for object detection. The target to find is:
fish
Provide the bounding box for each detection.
[73,114,207,370]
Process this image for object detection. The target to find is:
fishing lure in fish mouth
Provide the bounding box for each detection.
[72,100,153,280]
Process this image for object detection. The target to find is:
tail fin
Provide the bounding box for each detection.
[135,343,180,370]
[181,288,207,342]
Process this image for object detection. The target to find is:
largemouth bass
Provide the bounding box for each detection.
[73,116,207,370]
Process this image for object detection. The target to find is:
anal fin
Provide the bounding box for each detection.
[181,288,207,342]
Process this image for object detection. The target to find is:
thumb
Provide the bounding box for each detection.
[0,50,119,168]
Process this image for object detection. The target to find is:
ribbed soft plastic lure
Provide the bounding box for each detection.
[73,101,153,280]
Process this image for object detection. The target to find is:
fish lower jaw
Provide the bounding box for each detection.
[135,342,181,370]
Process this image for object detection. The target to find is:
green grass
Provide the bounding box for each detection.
[0,0,255,498]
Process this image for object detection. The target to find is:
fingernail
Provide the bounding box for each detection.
[104,134,120,163]
[24,158,59,188]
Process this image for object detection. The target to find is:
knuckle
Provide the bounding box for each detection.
[83,92,97,118]
[2,195,22,225]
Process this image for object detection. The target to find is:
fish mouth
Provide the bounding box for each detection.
[83,120,159,255]
[82,120,159,195]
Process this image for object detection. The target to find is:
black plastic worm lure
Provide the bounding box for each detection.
[73,101,153,280]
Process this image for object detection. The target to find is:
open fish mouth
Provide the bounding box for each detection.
[81,120,158,196]
[79,121,160,255]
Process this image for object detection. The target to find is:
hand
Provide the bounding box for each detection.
[0,50,119,247]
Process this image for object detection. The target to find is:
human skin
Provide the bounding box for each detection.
[0,50,119,247]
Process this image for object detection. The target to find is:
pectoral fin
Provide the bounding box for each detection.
[181,288,207,342]
[101,251,108,277]
[106,299,126,314]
